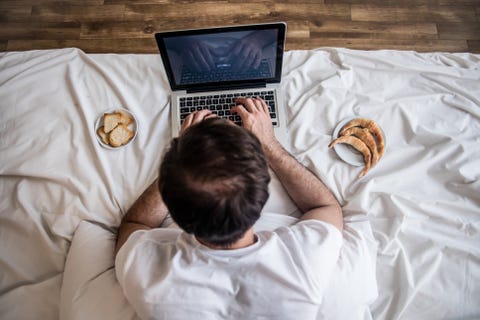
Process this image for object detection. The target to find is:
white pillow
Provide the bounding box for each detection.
[60,221,139,320]
[60,215,377,320]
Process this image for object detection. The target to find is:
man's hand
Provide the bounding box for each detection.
[179,109,217,136]
[231,97,278,149]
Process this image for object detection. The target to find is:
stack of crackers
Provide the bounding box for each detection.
[97,111,134,148]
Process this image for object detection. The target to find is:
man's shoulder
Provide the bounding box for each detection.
[258,219,343,265]
[132,227,184,244]
[115,228,187,274]
[275,218,342,239]
[118,227,184,256]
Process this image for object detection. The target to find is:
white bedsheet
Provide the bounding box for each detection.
[0,47,479,319]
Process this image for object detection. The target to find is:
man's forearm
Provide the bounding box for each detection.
[115,178,169,255]
[230,97,343,230]
[122,178,169,227]
[263,141,343,230]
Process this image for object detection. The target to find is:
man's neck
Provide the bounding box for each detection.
[197,228,257,250]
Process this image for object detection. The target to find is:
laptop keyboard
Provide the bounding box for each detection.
[179,91,277,127]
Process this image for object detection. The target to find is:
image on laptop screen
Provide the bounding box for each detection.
[162,28,279,87]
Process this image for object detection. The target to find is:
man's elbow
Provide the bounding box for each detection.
[331,203,344,232]
[299,203,344,232]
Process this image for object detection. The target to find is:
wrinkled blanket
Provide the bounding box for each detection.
[0,48,479,319]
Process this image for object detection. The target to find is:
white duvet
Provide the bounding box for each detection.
[0,47,479,319]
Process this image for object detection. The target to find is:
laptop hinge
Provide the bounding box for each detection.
[186,82,267,94]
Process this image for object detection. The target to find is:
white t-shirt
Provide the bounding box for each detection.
[115,219,342,320]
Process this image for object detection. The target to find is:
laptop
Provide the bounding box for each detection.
[155,22,289,145]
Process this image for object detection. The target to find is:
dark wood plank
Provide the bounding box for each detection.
[438,22,480,40]
[80,19,311,39]
[7,38,158,53]
[310,21,438,40]
[0,0,479,53]
[31,4,126,23]
[1,0,104,4]
[286,38,469,52]
[327,0,480,4]
[104,0,172,3]
[439,0,480,4]
[352,5,477,23]
[0,22,81,40]
[124,3,273,21]
[272,3,350,21]
[81,21,157,39]
[327,0,435,4]
[0,3,32,22]
[467,40,480,52]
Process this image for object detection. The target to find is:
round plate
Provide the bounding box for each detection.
[94,108,138,149]
[331,117,386,167]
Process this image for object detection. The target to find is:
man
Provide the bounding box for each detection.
[115,97,344,319]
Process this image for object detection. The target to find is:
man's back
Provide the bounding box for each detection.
[116,219,342,320]
[115,98,345,319]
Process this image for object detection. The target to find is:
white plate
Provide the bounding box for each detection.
[331,117,386,167]
[94,108,138,149]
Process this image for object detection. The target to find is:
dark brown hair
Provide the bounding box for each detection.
[159,118,270,247]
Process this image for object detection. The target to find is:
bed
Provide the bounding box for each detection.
[0,47,479,319]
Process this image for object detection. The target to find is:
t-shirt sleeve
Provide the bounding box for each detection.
[115,229,145,283]
[115,228,182,319]
[115,228,181,279]
[275,219,343,292]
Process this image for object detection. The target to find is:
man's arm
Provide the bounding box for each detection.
[115,110,216,257]
[115,178,169,256]
[232,98,343,232]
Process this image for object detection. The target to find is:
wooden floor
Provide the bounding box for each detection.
[0,0,479,54]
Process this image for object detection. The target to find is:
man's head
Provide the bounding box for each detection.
[159,118,270,247]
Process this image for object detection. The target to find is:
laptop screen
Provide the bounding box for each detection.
[155,23,286,91]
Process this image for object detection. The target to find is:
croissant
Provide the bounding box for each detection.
[339,118,385,158]
[328,135,371,178]
[340,127,379,167]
